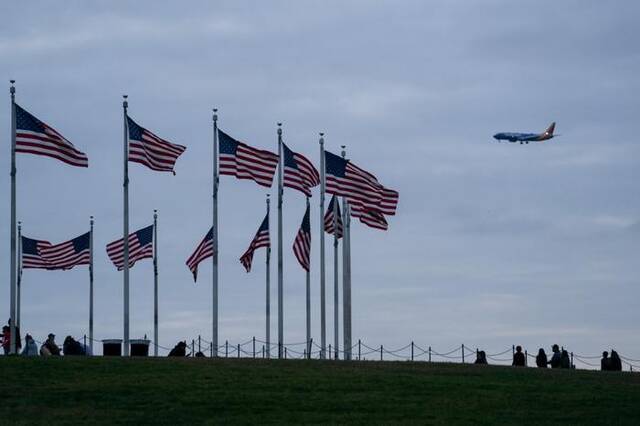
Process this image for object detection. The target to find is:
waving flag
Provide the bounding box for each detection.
[106,225,154,270]
[240,213,270,272]
[324,195,343,238]
[350,203,388,230]
[219,129,279,188]
[21,236,53,269]
[40,232,90,270]
[324,151,398,216]
[282,143,320,197]
[293,204,311,271]
[186,228,214,282]
[15,104,88,167]
[127,115,186,173]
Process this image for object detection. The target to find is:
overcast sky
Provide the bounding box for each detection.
[1,1,638,363]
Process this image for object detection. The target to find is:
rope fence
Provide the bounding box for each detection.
[5,334,638,372]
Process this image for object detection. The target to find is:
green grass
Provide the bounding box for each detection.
[1,357,639,425]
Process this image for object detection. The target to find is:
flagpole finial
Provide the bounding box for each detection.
[10,80,15,95]
[319,132,324,146]
[122,94,128,108]
[154,209,158,218]
[277,123,282,136]
[213,108,218,122]
[341,145,346,158]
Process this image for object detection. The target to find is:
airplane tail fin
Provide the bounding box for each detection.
[544,122,556,137]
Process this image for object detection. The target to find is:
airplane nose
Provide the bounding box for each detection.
[492,134,499,139]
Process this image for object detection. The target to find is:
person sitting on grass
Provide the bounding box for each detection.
[40,333,61,356]
[21,334,39,356]
[474,350,487,365]
[63,336,85,356]
[610,350,622,371]
[536,348,547,368]
[512,346,525,367]
[168,341,187,357]
[549,344,562,368]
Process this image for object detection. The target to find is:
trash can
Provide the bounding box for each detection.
[130,339,150,357]
[102,339,122,356]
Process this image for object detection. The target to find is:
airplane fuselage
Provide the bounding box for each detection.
[493,122,556,144]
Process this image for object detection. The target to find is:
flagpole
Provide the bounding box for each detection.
[277,123,284,359]
[122,94,130,357]
[212,108,219,357]
[318,133,326,360]
[341,147,352,361]
[333,193,340,360]
[265,193,271,358]
[9,80,17,354]
[153,209,159,357]
[305,196,311,358]
[17,221,22,332]
[89,216,94,355]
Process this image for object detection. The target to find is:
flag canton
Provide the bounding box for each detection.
[126,116,144,141]
[218,130,239,155]
[15,104,46,133]
[136,225,154,245]
[325,151,347,177]
[21,236,41,255]
[301,206,310,232]
[204,227,213,241]
[282,143,298,169]
[258,213,269,232]
[72,232,91,252]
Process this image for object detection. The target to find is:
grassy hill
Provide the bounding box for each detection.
[1,357,638,425]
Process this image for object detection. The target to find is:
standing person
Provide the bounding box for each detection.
[21,334,39,356]
[9,319,21,352]
[512,346,525,367]
[549,344,562,368]
[610,350,622,371]
[601,351,611,371]
[560,350,571,369]
[474,351,488,365]
[536,348,548,368]
[41,333,61,356]
[1,325,10,355]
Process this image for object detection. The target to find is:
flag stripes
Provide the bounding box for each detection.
[324,195,344,238]
[127,115,186,172]
[350,203,389,230]
[293,203,311,271]
[282,143,320,197]
[21,236,53,269]
[40,232,91,270]
[15,104,88,167]
[219,129,279,188]
[106,225,154,270]
[186,228,214,282]
[240,213,270,272]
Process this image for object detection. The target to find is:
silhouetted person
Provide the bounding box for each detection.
[536,348,547,368]
[21,334,38,357]
[2,325,10,355]
[195,351,206,358]
[549,344,562,368]
[63,336,85,356]
[41,333,60,356]
[512,346,525,367]
[168,341,187,357]
[610,350,622,371]
[560,350,571,369]
[601,351,611,371]
[474,350,487,365]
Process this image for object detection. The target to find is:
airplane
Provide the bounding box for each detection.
[493,122,557,144]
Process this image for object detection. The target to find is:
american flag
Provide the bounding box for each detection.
[127,115,186,173]
[350,203,388,230]
[219,129,279,188]
[293,203,311,271]
[106,225,154,270]
[15,104,88,167]
[324,195,343,238]
[240,213,270,272]
[186,227,214,282]
[21,236,53,269]
[324,150,398,216]
[40,232,91,270]
[282,143,320,197]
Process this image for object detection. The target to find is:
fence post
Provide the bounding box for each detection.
[308,338,313,360]
[461,344,465,363]
[428,346,431,363]
[411,341,414,361]
[512,344,515,358]
[210,342,213,357]
[358,339,361,361]
[84,335,87,352]
[329,344,332,358]
[262,345,265,359]
[253,337,256,358]
[570,351,574,369]
[237,343,240,358]
[285,347,288,359]
[380,345,383,361]
[525,350,528,367]
[225,340,229,357]
[192,339,195,356]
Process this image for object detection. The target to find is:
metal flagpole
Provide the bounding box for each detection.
[318,133,326,359]
[277,123,284,359]
[212,108,219,357]
[305,196,311,358]
[341,147,352,361]
[17,221,22,332]
[153,209,158,356]
[9,80,17,354]
[89,216,94,355]
[333,190,340,360]
[265,194,271,358]
[122,95,130,357]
